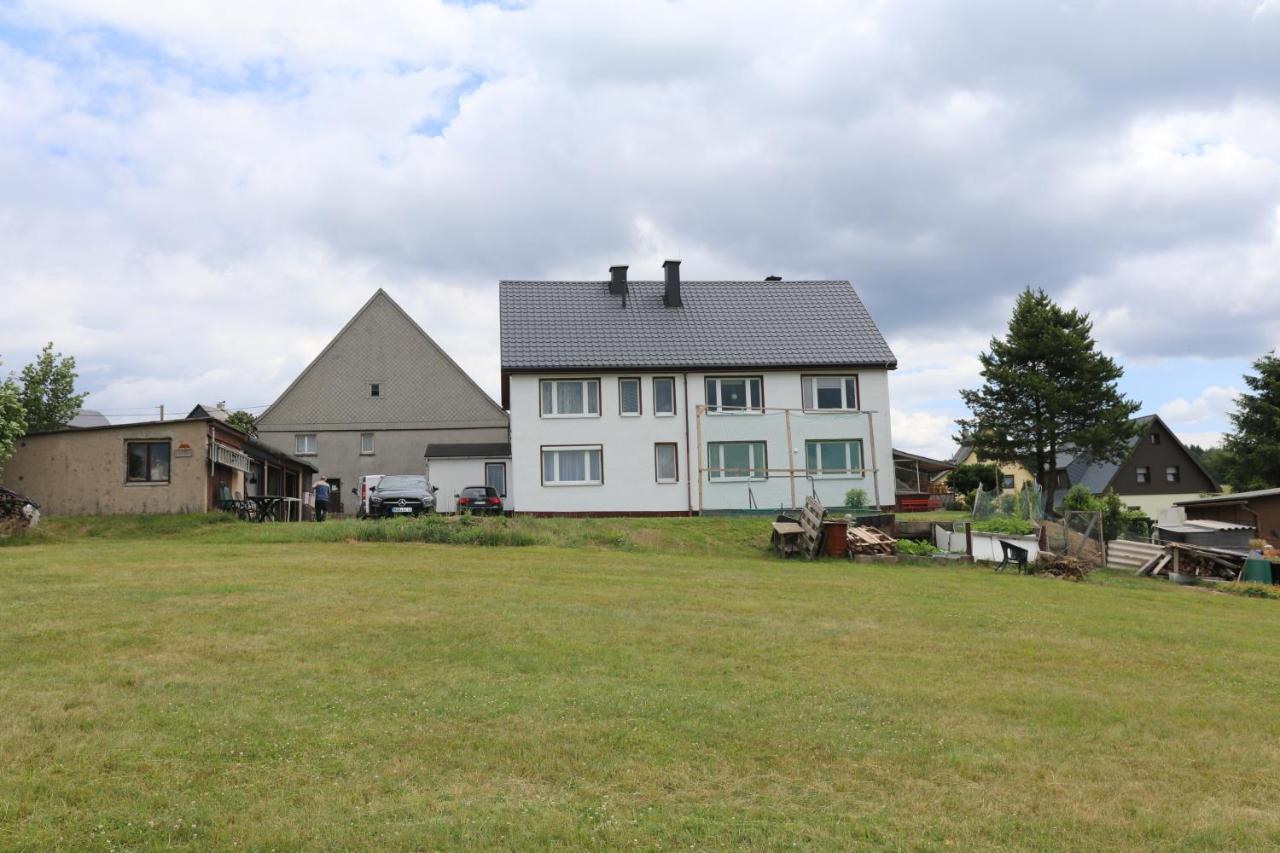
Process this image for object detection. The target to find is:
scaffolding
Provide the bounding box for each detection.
[694,405,884,513]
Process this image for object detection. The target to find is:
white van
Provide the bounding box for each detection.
[352,474,385,518]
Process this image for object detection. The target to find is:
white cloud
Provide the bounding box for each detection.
[1158,385,1240,427]
[1,0,1279,426]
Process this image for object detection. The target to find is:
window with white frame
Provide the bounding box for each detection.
[1166,465,1180,483]
[653,377,676,416]
[655,443,679,483]
[540,379,600,417]
[619,377,641,416]
[360,432,374,455]
[707,441,768,480]
[541,446,603,485]
[485,461,507,496]
[705,376,762,412]
[804,439,864,478]
[802,375,858,411]
[1136,466,1150,484]
[295,434,317,455]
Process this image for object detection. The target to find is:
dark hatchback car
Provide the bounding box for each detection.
[368,475,437,517]
[456,485,503,515]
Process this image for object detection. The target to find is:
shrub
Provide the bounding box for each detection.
[949,463,1001,496]
[896,538,940,557]
[844,488,869,509]
[972,516,1036,536]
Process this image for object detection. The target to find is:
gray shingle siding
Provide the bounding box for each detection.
[499,280,896,370]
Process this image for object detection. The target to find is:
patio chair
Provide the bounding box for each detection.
[995,539,1029,574]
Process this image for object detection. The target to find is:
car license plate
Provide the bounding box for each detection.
[391,506,413,514]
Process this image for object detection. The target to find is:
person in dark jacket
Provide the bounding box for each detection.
[313,478,330,522]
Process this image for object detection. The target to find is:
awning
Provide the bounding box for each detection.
[211,441,252,473]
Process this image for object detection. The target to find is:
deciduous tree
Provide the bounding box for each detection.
[0,358,27,473]
[19,343,87,433]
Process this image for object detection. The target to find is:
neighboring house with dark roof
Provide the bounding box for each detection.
[255,290,510,514]
[1047,414,1218,516]
[499,262,897,514]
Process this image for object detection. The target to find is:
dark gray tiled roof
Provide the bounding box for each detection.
[424,442,512,459]
[499,280,897,370]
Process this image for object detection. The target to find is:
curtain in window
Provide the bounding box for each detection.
[557,382,584,414]
[149,443,171,481]
[541,381,554,414]
[560,450,587,481]
[655,445,677,480]
[620,379,640,413]
[542,451,556,482]
[654,378,674,413]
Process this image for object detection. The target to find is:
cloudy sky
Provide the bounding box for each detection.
[2,0,1279,457]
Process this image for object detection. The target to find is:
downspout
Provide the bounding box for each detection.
[208,423,216,512]
[683,372,693,516]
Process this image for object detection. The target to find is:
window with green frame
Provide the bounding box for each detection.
[707,441,768,480]
[804,439,864,477]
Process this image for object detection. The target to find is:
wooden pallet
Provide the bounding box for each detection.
[846,523,896,556]
[798,496,826,560]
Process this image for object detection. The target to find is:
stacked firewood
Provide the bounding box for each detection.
[1137,543,1244,581]
[0,487,40,534]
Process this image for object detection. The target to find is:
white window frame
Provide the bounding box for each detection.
[485,461,507,496]
[618,377,642,417]
[541,445,603,486]
[707,441,768,481]
[369,383,381,398]
[653,376,677,416]
[804,439,865,478]
[360,432,375,455]
[655,443,679,484]
[1136,466,1150,484]
[1165,465,1180,484]
[539,378,601,418]
[295,434,317,456]
[705,376,763,414]
[802,374,859,411]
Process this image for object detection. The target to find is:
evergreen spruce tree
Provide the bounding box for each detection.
[1221,352,1280,490]
[957,288,1141,512]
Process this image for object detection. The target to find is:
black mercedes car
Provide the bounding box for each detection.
[368,475,437,517]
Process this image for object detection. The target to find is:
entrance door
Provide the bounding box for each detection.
[327,478,343,514]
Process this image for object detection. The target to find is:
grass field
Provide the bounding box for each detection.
[2,516,1279,849]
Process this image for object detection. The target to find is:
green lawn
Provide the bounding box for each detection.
[2,517,1278,849]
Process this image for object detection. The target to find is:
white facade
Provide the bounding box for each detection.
[426,456,513,513]
[508,369,894,514]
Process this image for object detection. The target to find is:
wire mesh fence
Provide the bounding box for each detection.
[970,483,1045,523]
[1041,510,1107,568]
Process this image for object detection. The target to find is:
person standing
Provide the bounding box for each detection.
[313,477,330,522]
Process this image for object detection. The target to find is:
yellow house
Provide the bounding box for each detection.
[949,444,1037,493]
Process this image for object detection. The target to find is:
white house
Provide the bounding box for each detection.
[499,262,897,515]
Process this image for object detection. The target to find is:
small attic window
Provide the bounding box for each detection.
[370,383,381,398]
[1150,432,1160,445]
